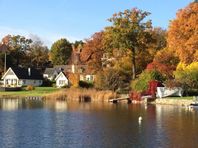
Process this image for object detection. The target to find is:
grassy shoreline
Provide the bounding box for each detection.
[0,87,61,97]
[0,87,117,102]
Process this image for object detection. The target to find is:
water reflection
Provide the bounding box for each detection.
[0,99,198,147]
[0,99,21,111]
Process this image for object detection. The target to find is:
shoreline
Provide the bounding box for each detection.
[0,94,194,107]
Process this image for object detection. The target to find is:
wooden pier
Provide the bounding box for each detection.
[109,94,131,103]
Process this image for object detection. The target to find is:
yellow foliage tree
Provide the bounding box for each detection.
[174,62,198,89]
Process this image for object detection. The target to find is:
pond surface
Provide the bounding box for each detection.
[0,99,198,148]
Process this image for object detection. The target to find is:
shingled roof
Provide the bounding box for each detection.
[10,67,43,80]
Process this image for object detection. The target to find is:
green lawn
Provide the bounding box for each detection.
[0,87,61,97]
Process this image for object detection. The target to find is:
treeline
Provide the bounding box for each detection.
[0,35,50,73]
[0,2,197,93]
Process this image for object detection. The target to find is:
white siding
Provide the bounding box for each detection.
[2,68,43,87]
[56,73,69,88]
[3,70,19,87]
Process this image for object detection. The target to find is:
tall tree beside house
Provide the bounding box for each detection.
[0,43,8,75]
[1,35,32,67]
[80,32,104,73]
[167,2,198,64]
[103,8,153,79]
[50,38,72,65]
[28,39,49,69]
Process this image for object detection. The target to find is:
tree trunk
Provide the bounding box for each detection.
[132,48,136,80]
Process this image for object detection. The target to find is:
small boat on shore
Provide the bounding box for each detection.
[189,96,198,109]
[189,103,198,108]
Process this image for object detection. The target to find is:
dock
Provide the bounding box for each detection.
[109,94,131,103]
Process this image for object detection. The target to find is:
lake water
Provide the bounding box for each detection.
[0,99,198,148]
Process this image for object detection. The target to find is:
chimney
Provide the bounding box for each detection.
[28,68,31,76]
[72,64,75,73]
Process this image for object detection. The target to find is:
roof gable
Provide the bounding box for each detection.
[55,72,68,81]
[1,68,18,80]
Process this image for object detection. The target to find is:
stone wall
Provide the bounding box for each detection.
[154,98,192,106]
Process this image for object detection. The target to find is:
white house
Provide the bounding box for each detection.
[1,67,43,87]
[80,74,95,82]
[55,72,69,88]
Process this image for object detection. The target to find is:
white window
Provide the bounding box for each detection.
[59,80,65,85]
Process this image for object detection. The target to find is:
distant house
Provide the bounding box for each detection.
[52,45,95,86]
[43,68,59,81]
[43,65,72,81]
[1,67,43,87]
[79,72,95,83]
[55,71,69,88]
[101,53,115,68]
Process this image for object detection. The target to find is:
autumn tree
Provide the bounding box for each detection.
[103,8,153,79]
[167,2,198,64]
[50,38,72,65]
[95,68,126,91]
[0,43,8,75]
[1,35,32,67]
[80,32,104,73]
[28,39,49,69]
[147,48,179,79]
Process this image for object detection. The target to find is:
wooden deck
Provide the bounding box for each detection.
[109,94,130,103]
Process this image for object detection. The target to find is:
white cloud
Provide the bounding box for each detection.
[0,26,81,48]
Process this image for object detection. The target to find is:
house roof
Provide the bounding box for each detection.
[4,67,43,80]
[44,68,58,76]
[55,71,68,81]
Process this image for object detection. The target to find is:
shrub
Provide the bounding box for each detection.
[26,85,35,91]
[42,78,53,87]
[131,70,164,92]
[79,81,93,88]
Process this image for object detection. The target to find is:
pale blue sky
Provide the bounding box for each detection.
[0,0,193,47]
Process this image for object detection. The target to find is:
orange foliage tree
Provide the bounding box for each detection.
[80,32,104,73]
[67,73,79,88]
[167,2,198,64]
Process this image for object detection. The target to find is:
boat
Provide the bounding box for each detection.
[189,96,198,109]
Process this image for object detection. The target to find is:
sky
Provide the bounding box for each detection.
[0,0,193,47]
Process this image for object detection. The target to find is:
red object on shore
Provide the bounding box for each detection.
[130,80,164,101]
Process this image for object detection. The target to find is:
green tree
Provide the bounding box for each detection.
[50,38,72,65]
[1,35,32,67]
[28,39,49,69]
[103,8,153,79]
